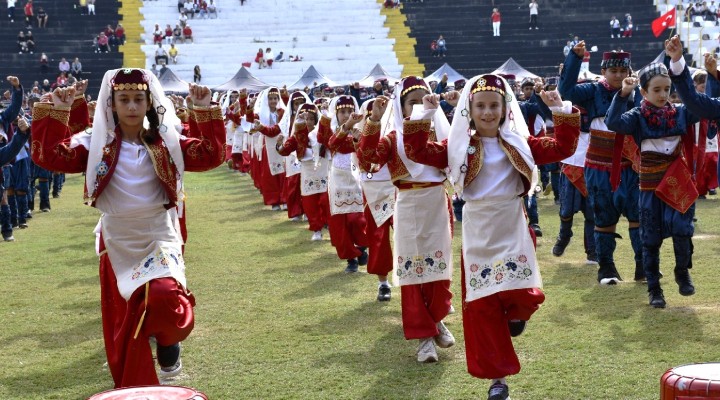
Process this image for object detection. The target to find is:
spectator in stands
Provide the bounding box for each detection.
[198,0,208,18]
[39,52,49,72]
[685,3,696,22]
[23,0,32,29]
[25,29,34,53]
[529,0,538,29]
[563,40,572,57]
[697,2,708,19]
[207,0,217,18]
[17,30,27,53]
[179,11,188,27]
[71,57,82,78]
[430,39,438,57]
[622,14,633,37]
[570,35,580,46]
[66,73,77,86]
[54,72,68,88]
[290,55,303,62]
[58,57,70,73]
[153,24,163,44]
[265,48,274,68]
[8,0,16,23]
[177,0,184,13]
[609,15,621,38]
[491,8,501,37]
[240,0,246,5]
[184,0,195,18]
[710,1,718,21]
[116,23,126,45]
[97,32,109,52]
[150,63,159,76]
[78,0,87,15]
[105,24,120,48]
[182,24,193,43]
[155,43,168,65]
[193,65,201,83]
[35,5,46,27]
[173,24,182,43]
[255,48,264,68]
[87,0,95,16]
[41,79,50,92]
[436,35,447,57]
[275,51,284,62]
[169,44,179,64]
[164,24,173,44]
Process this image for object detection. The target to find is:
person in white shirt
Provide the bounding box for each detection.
[529,0,539,29]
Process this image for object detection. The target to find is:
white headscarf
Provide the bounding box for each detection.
[447,74,534,193]
[254,87,287,126]
[86,68,184,204]
[327,95,359,132]
[278,90,312,137]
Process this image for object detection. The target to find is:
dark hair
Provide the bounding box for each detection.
[111,90,159,143]
[400,87,427,117]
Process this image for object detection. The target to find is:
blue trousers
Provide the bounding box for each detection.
[558,172,595,257]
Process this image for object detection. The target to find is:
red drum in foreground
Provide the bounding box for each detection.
[88,385,208,400]
[661,363,720,399]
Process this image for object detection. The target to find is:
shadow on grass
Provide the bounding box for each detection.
[0,317,102,349]
[282,268,366,301]
[0,349,108,398]
[57,274,100,289]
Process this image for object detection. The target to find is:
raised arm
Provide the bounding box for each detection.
[604,77,641,140]
[180,84,226,171]
[0,120,29,165]
[529,91,581,164]
[31,102,88,173]
[558,42,595,104]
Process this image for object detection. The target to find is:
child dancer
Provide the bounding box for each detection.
[31,70,224,387]
[402,75,579,400]
[251,87,287,210]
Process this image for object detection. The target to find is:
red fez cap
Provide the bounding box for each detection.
[268,87,280,96]
[112,68,150,91]
[454,79,466,88]
[400,76,430,98]
[601,51,631,68]
[470,74,507,98]
[335,95,355,110]
[298,103,318,119]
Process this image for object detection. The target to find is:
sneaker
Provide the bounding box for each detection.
[156,343,181,377]
[416,338,438,363]
[158,359,182,379]
[3,234,14,242]
[18,222,28,229]
[357,247,369,266]
[552,235,570,257]
[598,264,622,285]
[586,252,598,265]
[488,382,510,400]
[634,262,646,282]
[25,211,32,219]
[530,223,543,237]
[674,269,695,296]
[280,204,288,211]
[434,321,455,348]
[709,189,717,195]
[271,205,281,211]
[290,216,302,222]
[377,285,391,301]
[448,304,455,314]
[344,259,359,273]
[311,231,322,241]
[508,319,527,337]
[648,286,666,308]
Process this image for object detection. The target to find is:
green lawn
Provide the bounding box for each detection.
[1,167,719,399]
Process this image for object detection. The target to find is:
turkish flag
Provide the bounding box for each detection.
[652,8,676,37]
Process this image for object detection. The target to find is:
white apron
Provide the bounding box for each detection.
[393,185,452,286]
[360,179,396,226]
[301,158,329,196]
[462,197,542,303]
[101,208,186,301]
[285,152,302,177]
[264,135,285,176]
[328,153,363,215]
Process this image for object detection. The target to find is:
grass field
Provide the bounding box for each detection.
[1,166,719,400]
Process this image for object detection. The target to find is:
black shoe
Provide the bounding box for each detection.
[634,262,646,282]
[377,285,391,301]
[156,342,181,369]
[648,286,666,308]
[586,252,598,265]
[552,235,570,256]
[698,195,707,199]
[674,269,695,296]
[710,189,717,195]
[530,223,543,237]
[508,320,527,337]
[344,259,359,273]
[488,382,510,400]
[598,264,622,285]
[52,192,59,198]
[357,247,368,266]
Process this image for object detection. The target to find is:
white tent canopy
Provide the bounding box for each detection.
[158,68,190,94]
[213,67,270,92]
[424,63,467,84]
[358,63,400,87]
[287,65,339,90]
[491,58,539,81]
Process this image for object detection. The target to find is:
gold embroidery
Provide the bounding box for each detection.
[552,111,580,128]
[50,109,70,125]
[31,140,43,162]
[403,119,430,135]
[32,103,53,121]
[500,139,533,183]
[210,106,223,121]
[143,139,178,202]
[464,137,484,187]
[540,137,558,149]
[191,109,211,123]
[362,119,381,136]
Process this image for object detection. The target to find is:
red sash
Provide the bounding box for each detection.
[561,164,587,197]
[655,156,698,214]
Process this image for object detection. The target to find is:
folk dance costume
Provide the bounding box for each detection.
[559,50,644,284]
[31,69,225,388]
[607,62,699,308]
[228,104,252,174]
[355,99,397,301]
[0,83,25,241]
[698,71,720,196]
[247,87,287,209]
[357,77,454,362]
[552,104,598,262]
[276,103,330,238]
[403,75,579,396]
[278,91,312,220]
[318,95,369,272]
[222,91,239,170]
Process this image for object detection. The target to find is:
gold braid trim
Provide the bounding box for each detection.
[402,119,430,135]
[191,108,211,123]
[210,105,223,120]
[31,140,44,162]
[500,139,533,183]
[552,111,580,129]
[464,136,484,187]
[144,140,178,202]
[362,119,381,136]
[50,109,71,125]
[32,102,54,121]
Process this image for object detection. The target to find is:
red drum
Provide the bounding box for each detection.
[88,385,208,400]
[661,363,720,399]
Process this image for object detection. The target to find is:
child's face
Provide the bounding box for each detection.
[669,92,681,104]
[694,82,706,94]
[304,113,317,131]
[268,94,279,110]
[640,75,671,108]
[112,90,150,125]
[521,85,534,100]
[401,89,426,119]
[602,67,630,90]
[470,91,505,136]
[336,108,352,125]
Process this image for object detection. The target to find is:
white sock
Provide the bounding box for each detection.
[378,280,390,288]
[492,378,507,386]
